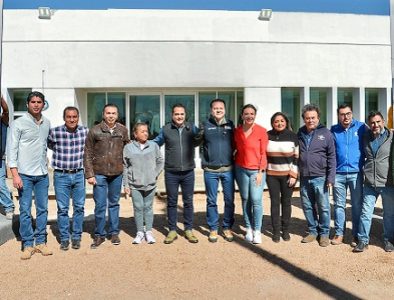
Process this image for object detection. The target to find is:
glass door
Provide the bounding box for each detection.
[129,95,161,139]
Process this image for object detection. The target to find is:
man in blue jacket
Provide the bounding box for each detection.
[330,104,366,246]
[298,104,336,247]
[199,99,235,243]
[154,103,200,244]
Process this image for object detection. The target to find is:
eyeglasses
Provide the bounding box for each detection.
[339,112,352,117]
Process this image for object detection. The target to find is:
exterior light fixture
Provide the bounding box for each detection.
[258,9,272,21]
[38,7,51,20]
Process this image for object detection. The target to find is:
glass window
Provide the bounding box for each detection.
[338,88,353,108]
[164,95,195,124]
[218,92,236,123]
[9,89,32,112]
[198,92,216,123]
[129,95,160,138]
[236,91,244,126]
[87,93,106,128]
[365,88,379,120]
[310,88,328,126]
[281,88,301,130]
[108,92,126,125]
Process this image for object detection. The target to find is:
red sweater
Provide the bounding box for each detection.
[234,124,268,170]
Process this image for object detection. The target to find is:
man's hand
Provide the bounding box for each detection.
[12,174,23,189]
[87,177,96,185]
[288,177,297,187]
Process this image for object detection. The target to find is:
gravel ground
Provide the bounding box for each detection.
[0,191,393,299]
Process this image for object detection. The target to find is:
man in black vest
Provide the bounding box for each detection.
[154,103,200,244]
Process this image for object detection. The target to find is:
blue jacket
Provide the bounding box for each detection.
[200,116,234,169]
[330,119,366,173]
[298,124,336,184]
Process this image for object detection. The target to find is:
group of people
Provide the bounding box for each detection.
[1,91,393,261]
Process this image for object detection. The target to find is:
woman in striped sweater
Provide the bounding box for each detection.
[266,112,299,243]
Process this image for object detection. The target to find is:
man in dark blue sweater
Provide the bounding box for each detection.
[199,99,235,243]
[298,104,336,247]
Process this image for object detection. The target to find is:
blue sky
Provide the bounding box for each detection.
[3,0,390,15]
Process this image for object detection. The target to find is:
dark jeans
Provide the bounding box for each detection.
[266,175,293,234]
[165,170,195,231]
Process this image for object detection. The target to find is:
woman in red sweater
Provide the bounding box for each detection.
[234,104,268,244]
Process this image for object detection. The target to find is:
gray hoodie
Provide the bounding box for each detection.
[123,140,164,191]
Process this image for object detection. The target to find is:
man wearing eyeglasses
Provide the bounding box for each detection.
[330,104,366,247]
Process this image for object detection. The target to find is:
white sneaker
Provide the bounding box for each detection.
[253,230,262,244]
[133,231,145,244]
[145,231,156,244]
[245,228,253,243]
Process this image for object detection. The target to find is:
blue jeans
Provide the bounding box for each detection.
[300,176,330,237]
[18,174,49,248]
[54,170,86,242]
[165,170,195,231]
[235,165,265,231]
[93,174,122,237]
[131,188,156,232]
[0,159,14,213]
[358,185,394,244]
[204,170,235,231]
[333,172,363,237]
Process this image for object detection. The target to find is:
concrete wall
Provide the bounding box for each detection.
[1,9,392,128]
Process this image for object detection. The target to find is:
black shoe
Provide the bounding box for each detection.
[272,234,280,243]
[60,241,70,251]
[111,234,121,245]
[71,239,81,250]
[384,240,394,252]
[353,241,368,253]
[90,237,105,249]
[282,231,291,241]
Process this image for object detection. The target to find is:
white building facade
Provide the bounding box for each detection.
[1,8,391,132]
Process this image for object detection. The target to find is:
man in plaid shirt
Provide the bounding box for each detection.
[48,106,88,251]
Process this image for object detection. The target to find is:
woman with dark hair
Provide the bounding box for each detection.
[234,104,268,244]
[266,112,299,242]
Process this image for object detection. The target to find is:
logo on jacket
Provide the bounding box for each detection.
[354,132,358,137]
[317,135,325,141]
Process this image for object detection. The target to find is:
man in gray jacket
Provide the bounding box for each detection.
[354,111,394,253]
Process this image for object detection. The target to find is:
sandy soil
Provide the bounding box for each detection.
[0,191,393,300]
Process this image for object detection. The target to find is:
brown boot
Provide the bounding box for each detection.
[21,247,35,260]
[35,244,53,256]
[331,235,343,245]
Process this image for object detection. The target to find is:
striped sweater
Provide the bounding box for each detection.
[267,129,299,178]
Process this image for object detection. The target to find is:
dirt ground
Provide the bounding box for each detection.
[0,191,393,300]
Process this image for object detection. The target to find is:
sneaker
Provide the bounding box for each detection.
[21,246,35,260]
[185,230,199,243]
[111,234,121,245]
[71,240,81,250]
[331,235,343,245]
[90,236,105,249]
[222,229,234,242]
[384,240,394,252]
[253,230,262,244]
[319,236,330,247]
[145,231,156,244]
[282,231,291,241]
[301,234,317,243]
[208,230,218,243]
[59,241,70,251]
[353,241,368,253]
[350,237,358,248]
[5,211,14,220]
[35,244,53,256]
[245,228,253,243]
[133,231,145,244]
[164,230,177,244]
